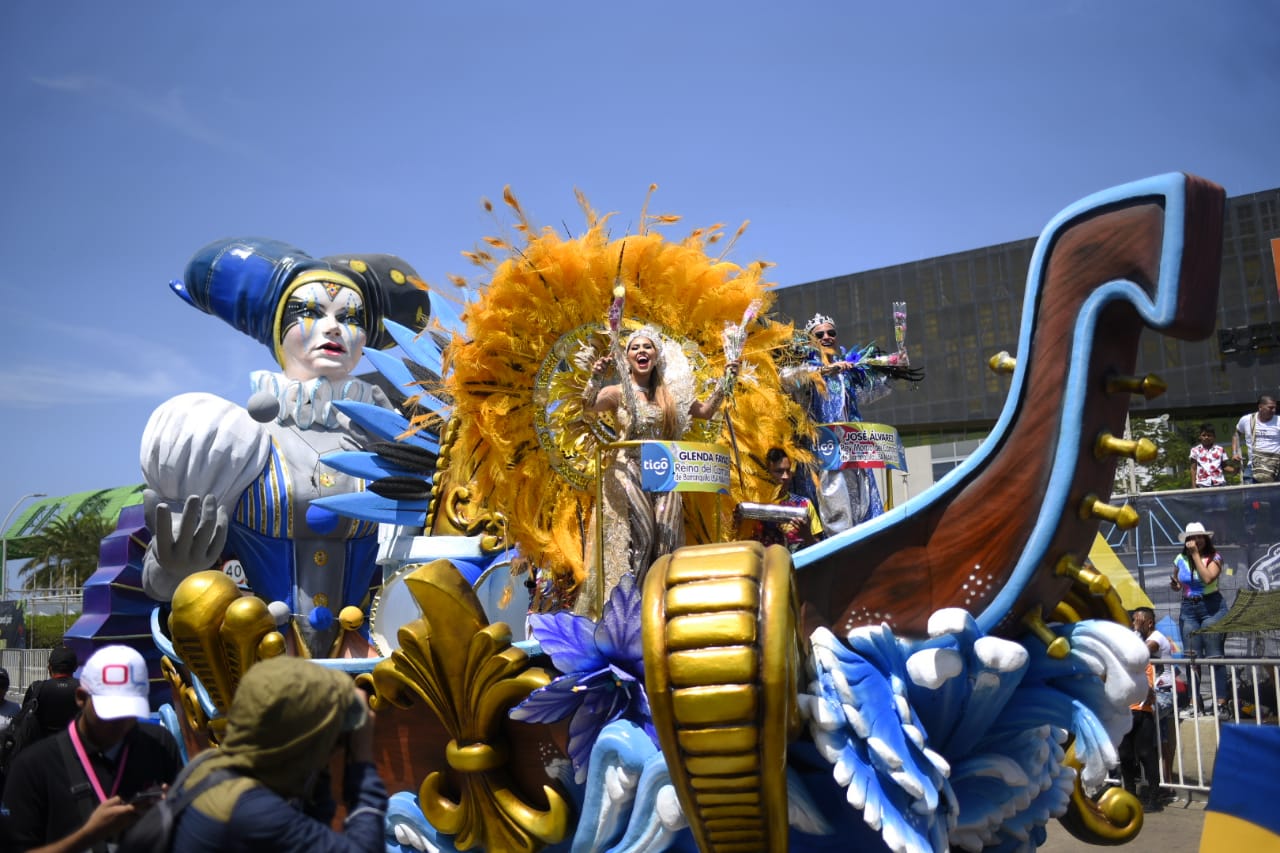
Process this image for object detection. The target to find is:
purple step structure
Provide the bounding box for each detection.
[63,503,168,710]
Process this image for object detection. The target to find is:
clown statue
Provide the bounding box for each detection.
[140,238,431,658]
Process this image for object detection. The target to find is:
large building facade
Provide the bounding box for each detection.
[775,185,1280,441]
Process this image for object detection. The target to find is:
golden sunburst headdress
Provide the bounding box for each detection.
[441,186,804,592]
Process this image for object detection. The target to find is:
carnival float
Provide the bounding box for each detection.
[100,172,1224,852]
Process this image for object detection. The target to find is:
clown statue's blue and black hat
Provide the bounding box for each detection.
[170,237,432,365]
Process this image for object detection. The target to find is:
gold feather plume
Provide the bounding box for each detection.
[442,187,805,593]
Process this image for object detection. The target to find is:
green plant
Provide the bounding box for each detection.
[25,612,79,649]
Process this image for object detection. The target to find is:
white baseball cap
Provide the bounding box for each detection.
[80,645,150,720]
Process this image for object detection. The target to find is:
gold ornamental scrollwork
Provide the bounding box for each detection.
[362,559,569,852]
[1057,742,1144,844]
[437,484,509,554]
[426,417,509,554]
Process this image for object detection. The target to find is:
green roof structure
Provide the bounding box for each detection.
[1,485,145,559]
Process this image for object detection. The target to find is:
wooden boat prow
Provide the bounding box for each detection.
[793,173,1224,641]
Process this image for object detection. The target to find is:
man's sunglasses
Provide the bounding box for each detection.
[815,330,837,339]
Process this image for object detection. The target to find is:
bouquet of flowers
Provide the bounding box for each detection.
[860,302,923,382]
[721,299,761,393]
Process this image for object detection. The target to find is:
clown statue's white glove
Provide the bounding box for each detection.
[143,490,229,601]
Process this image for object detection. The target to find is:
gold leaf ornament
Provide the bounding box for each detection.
[364,560,570,852]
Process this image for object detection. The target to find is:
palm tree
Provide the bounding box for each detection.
[20,494,116,591]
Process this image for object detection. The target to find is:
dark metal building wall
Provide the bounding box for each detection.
[773,187,1280,434]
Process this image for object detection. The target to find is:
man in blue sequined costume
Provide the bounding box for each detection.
[781,313,893,533]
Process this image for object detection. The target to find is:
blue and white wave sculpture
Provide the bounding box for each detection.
[382,605,1146,853]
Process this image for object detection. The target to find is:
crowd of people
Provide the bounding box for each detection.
[1185,395,1279,489]
[0,647,386,852]
[1112,396,1280,809]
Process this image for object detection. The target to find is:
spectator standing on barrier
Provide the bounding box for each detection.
[1232,395,1279,483]
[1191,423,1233,541]
[1191,424,1227,488]
[1170,522,1230,718]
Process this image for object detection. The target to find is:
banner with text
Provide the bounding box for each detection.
[815,422,907,471]
[0,600,27,649]
[639,441,733,493]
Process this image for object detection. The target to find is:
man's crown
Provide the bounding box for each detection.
[804,313,835,334]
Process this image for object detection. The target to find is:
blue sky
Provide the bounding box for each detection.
[3,1,1280,544]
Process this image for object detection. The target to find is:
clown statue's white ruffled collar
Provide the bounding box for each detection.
[249,370,389,431]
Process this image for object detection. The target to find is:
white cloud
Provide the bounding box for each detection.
[0,363,190,406]
[29,73,256,158]
[1,315,240,408]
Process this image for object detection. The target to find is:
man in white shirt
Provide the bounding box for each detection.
[1232,395,1280,483]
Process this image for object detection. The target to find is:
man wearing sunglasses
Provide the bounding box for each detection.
[781,314,896,533]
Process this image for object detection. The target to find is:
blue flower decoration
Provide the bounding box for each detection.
[509,573,653,782]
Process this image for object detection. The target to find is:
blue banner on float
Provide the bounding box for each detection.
[816,422,907,472]
[639,441,732,493]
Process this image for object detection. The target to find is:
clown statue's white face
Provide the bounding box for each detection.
[279,280,367,381]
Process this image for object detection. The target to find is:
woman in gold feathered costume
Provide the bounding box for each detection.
[439,186,804,614]
[581,325,739,609]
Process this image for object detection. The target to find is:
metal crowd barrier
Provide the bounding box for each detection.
[0,647,54,701]
[1145,655,1280,800]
